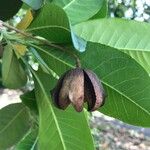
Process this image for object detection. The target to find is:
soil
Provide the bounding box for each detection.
[90,112,150,150]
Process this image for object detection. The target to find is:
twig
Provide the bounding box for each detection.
[0,20,81,67]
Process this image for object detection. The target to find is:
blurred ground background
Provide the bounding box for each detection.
[91,112,150,150]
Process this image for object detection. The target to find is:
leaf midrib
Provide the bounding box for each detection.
[63,0,75,10]
[102,80,150,116]
[0,107,26,135]
[33,71,67,150]
[31,136,38,150]
[114,47,150,52]
[27,25,70,32]
[33,45,74,68]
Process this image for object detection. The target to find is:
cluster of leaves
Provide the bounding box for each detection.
[0,0,150,149]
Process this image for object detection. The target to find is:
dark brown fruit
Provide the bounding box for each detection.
[51,70,71,110]
[84,69,106,111]
[51,67,106,112]
[51,68,84,112]
[59,68,84,112]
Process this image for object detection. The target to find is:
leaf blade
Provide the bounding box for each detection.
[33,69,95,150]
[90,0,108,19]
[20,90,38,114]
[2,45,27,89]
[15,128,38,150]
[73,18,150,74]
[0,103,30,150]
[28,3,71,43]
[53,0,105,25]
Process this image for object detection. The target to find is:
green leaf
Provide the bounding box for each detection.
[32,69,95,150]
[74,18,150,51]
[33,43,150,127]
[0,0,22,21]
[82,43,150,127]
[22,0,43,10]
[28,3,71,43]
[29,47,53,74]
[52,0,104,25]
[90,0,108,19]
[20,90,38,114]
[0,103,30,150]
[71,32,87,52]
[15,128,38,150]
[73,18,150,74]
[2,45,27,89]
[31,44,74,76]
[124,50,150,75]
[0,61,2,87]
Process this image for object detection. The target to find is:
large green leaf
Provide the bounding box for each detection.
[15,128,38,150]
[31,44,74,76]
[22,0,43,10]
[0,0,22,21]
[124,50,150,75]
[32,69,95,150]
[73,18,150,74]
[81,43,150,127]
[0,103,30,150]
[20,90,38,114]
[32,43,150,127]
[2,45,27,89]
[28,3,71,43]
[90,0,108,19]
[0,61,2,87]
[52,0,104,25]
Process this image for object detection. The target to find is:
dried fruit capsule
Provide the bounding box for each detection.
[51,68,84,112]
[84,69,106,111]
[51,67,106,112]
[51,70,71,109]
[59,68,84,112]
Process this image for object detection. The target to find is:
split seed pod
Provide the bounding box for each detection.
[84,69,106,111]
[51,68,106,112]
